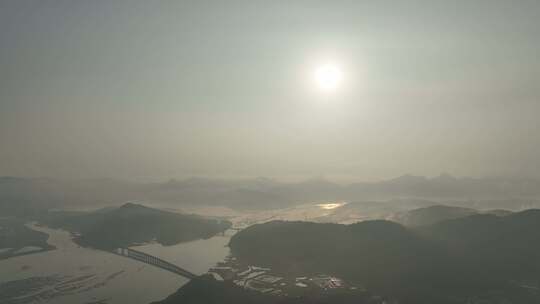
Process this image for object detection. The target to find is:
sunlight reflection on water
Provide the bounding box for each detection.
[316,202,347,210]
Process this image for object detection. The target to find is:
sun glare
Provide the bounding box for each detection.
[314,64,342,91]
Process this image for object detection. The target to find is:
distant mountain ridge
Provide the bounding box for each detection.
[2,175,540,214]
[344,174,540,199]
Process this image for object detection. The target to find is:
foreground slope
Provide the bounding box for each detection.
[154,275,382,304]
[417,209,540,280]
[229,220,452,302]
[229,210,540,303]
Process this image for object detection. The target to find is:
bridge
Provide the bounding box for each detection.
[113,247,197,279]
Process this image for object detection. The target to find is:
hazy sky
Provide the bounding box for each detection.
[1,0,540,181]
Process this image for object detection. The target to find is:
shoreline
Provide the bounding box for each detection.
[0,221,57,261]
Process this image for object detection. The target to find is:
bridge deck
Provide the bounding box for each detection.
[113,247,197,279]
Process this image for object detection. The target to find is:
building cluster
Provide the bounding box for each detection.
[208,257,369,298]
[209,264,284,295]
[292,275,345,290]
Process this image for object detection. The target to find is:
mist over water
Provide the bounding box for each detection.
[0,224,230,304]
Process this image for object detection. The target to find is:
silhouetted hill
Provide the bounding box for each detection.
[391,205,478,226]
[229,211,540,303]
[483,209,513,217]
[390,204,513,227]
[417,209,540,280]
[44,203,231,249]
[230,220,455,303]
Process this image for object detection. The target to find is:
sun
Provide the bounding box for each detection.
[314,64,342,91]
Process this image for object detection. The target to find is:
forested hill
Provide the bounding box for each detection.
[229,210,540,304]
[43,203,231,249]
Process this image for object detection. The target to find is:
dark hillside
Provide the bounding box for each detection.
[44,203,231,249]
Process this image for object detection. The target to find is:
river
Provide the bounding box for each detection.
[0,224,232,304]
